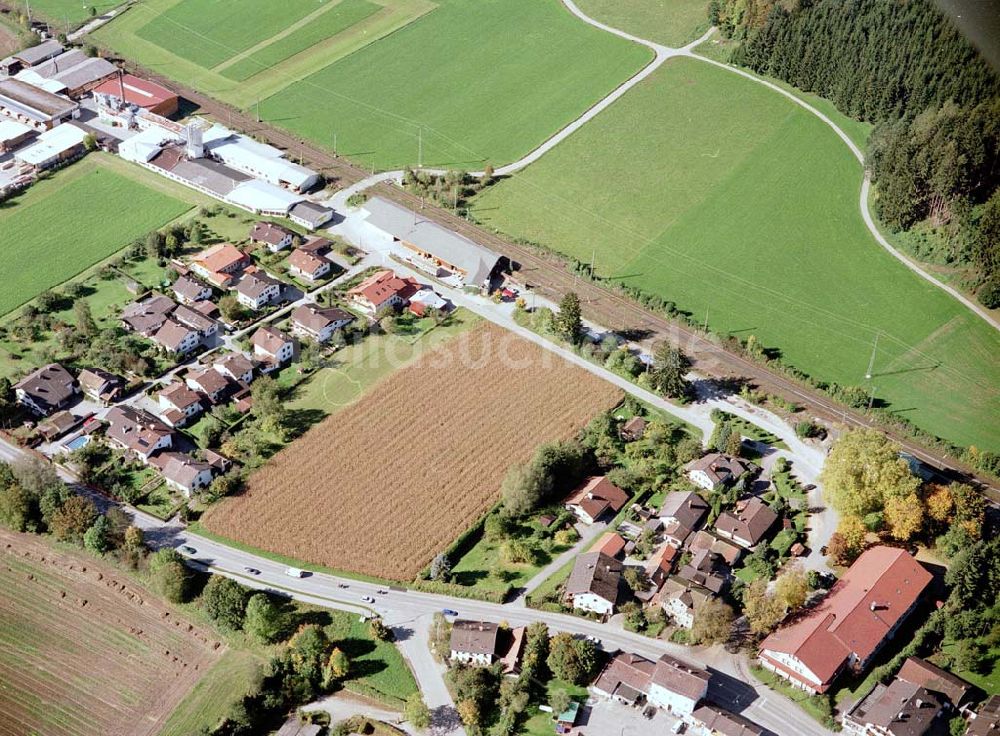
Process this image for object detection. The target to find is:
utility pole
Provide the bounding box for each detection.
[703,305,710,332]
[417,128,422,169]
[865,332,880,380]
[590,248,596,279]
[255,96,260,124]
[332,132,337,156]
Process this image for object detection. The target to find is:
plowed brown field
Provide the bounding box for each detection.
[0,529,224,736]
[203,322,623,579]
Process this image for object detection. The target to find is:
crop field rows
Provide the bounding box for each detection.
[0,529,224,736]
[203,322,623,579]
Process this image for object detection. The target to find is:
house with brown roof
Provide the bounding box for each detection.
[656,577,712,629]
[151,318,201,355]
[688,529,744,567]
[677,548,730,594]
[213,352,255,384]
[565,551,623,616]
[592,652,656,705]
[759,546,933,694]
[249,221,295,252]
[105,406,173,462]
[842,678,948,736]
[121,294,176,335]
[966,695,1000,736]
[692,704,766,736]
[172,303,219,339]
[191,243,250,288]
[646,543,679,591]
[287,248,332,282]
[149,451,215,496]
[564,476,630,525]
[449,620,499,667]
[347,269,419,313]
[251,325,295,368]
[290,303,355,343]
[157,382,203,427]
[186,367,233,404]
[714,497,779,549]
[687,452,759,491]
[14,363,78,416]
[299,236,333,255]
[77,368,124,405]
[647,653,711,715]
[658,490,710,547]
[235,269,283,311]
[895,658,972,710]
[594,532,628,559]
[620,416,648,441]
[171,274,213,304]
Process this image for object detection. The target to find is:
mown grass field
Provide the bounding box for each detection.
[472,57,1000,451]
[0,529,224,736]
[203,323,622,579]
[260,0,651,169]
[0,157,191,318]
[576,0,710,47]
[19,0,119,26]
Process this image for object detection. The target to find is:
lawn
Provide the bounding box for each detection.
[158,649,265,736]
[325,610,418,706]
[0,157,191,317]
[575,0,710,47]
[19,0,119,27]
[471,57,1000,452]
[260,0,651,170]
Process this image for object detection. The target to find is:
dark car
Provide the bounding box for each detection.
[244,567,261,575]
[179,546,197,555]
[442,608,458,617]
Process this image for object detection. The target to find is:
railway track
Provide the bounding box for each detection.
[107,52,998,497]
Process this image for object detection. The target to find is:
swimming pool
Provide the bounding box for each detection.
[64,435,90,451]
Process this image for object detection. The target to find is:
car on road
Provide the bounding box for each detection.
[361,595,375,604]
[337,582,349,588]
[376,589,388,595]
[179,546,197,555]
[803,483,817,491]
[442,608,458,616]
[285,567,306,578]
[585,634,600,644]
[244,567,261,575]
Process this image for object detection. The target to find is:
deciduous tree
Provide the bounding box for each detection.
[244,593,284,643]
[690,597,735,645]
[202,575,248,631]
[649,342,691,399]
[554,292,582,344]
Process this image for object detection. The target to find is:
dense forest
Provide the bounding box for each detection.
[710,0,1000,307]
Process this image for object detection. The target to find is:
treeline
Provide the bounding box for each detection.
[711,0,1000,305]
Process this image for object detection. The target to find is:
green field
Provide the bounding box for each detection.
[259,0,650,169]
[0,158,191,318]
[576,0,710,47]
[17,0,119,26]
[221,0,380,82]
[472,57,1000,452]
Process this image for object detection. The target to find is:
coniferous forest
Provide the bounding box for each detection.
[710,0,1000,307]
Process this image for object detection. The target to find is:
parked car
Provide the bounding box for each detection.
[285,567,306,578]
[179,546,197,555]
[442,608,458,617]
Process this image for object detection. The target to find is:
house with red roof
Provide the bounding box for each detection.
[347,269,419,313]
[564,476,629,525]
[758,546,932,694]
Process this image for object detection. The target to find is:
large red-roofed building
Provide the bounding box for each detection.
[758,546,932,694]
[93,73,178,117]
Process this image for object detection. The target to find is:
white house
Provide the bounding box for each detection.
[157,382,203,427]
[449,620,499,667]
[251,325,295,368]
[646,655,710,716]
[249,221,295,252]
[235,270,283,311]
[152,452,214,497]
[290,303,355,343]
[287,248,332,282]
[105,406,173,463]
[213,352,255,384]
[565,551,622,616]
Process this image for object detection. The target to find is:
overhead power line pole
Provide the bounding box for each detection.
[865,332,880,380]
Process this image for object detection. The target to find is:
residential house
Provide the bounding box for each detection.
[687,453,759,491]
[14,363,78,416]
[157,382,203,427]
[191,243,250,288]
[688,530,744,567]
[77,368,125,405]
[172,274,212,304]
[105,406,173,462]
[647,654,711,715]
[714,497,779,549]
[172,303,219,340]
[151,318,200,355]
[677,548,730,594]
[564,476,629,524]
[249,221,295,252]
[299,236,333,256]
[290,303,355,343]
[37,410,80,441]
[759,546,933,694]
[656,577,712,629]
[450,620,499,667]
[287,248,331,282]
[288,200,334,230]
[186,368,233,404]
[620,416,647,441]
[407,287,451,317]
[213,352,255,384]
[121,294,176,335]
[658,490,710,547]
[691,704,766,736]
[565,551,623,616]
[347,269,418,313]
[842,678,948,736]
[592,652,657,705]
[235,269,283,311]
[594,532,628,559]
[251,325,295,368]
[895,658,972,710]
[966,695,1000,736]
[647,543,679,591]
[150,452,214,497]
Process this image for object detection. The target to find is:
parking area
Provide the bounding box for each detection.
[571,697,685,736]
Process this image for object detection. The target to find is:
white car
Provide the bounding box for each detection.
[361,595,375,604]
[285,567,306,578]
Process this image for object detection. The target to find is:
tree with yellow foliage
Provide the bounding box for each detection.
[821,430,920,518]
